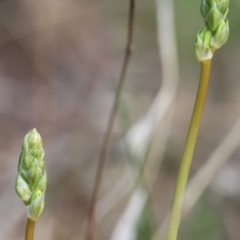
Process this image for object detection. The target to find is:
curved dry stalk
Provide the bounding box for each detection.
[109,0,180,239]
[86,1,136,240]
[110,187,148,240]
[125,0,179,160]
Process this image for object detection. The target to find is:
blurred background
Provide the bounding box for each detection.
[1,0,240,239]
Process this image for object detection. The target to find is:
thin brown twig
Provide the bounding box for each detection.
[85,1,136,240]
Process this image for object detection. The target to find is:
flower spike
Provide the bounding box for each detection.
[16,128,47,221]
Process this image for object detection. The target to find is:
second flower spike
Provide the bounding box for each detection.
[195,0,230,62]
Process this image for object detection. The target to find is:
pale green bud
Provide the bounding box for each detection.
[15,175,32,203]
[24,128,44,166]
[213,0,229,16]
[195,27,213,61]
[21,159,42,186]
[20,151,32,170]
[16,128,47,221]
[33,170,47,193]
[211,20,229,49]
[201,0,229,17]
[201,0,229,31]
[27,128,42,148]
[26,190,45,221]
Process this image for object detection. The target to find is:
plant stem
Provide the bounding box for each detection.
[25,218,35,240]
[166,59,212,240]
[86,1,135,240]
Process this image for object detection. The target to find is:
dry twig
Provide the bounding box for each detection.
[86,1,136,239]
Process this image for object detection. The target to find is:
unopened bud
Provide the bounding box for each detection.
[15,174,32,203]
[195,27,213,61]
[211,20,229,49]
[26,190,45,221]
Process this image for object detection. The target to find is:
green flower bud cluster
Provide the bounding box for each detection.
[195,0,230,61]
[15,128,47,221]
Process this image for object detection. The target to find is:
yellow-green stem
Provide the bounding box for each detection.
[166,59,212,240]
[25,218,35,240]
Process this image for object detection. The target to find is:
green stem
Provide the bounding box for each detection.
[25,218,35,240]
[166,59,212,240]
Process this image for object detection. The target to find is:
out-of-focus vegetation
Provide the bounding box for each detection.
[179,193,227,240]
[0,0,240,239]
